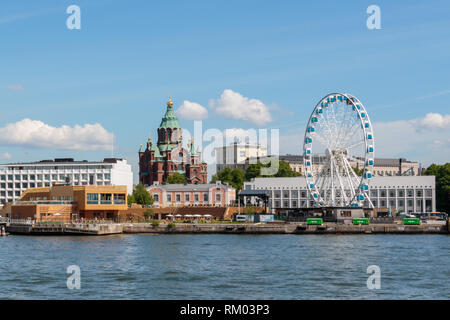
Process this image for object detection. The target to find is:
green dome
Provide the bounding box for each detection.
[159,97,181,129]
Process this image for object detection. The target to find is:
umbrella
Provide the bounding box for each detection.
[184,214,193,217]
[193,214,202,218]
[167,214,174,217]
[54,213,62,216]
[175,214,182,217]
[203,214,212,218]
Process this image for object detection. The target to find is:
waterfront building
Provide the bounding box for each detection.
[147,181,236,207]
[139,97,208,185]
[233,154,421,177]
[215,142,267,172]
[0,158,133,204]
[5,184,128,221]
[243,176,436,215]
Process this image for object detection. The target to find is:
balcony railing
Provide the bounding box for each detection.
[13,200,75,205]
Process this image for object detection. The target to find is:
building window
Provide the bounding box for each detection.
[283,200,289,207]
[292,200,298,207]
[407,189,414,197]
[52,174,58,180]
[30,175,35,181]
[22,183,28,189]
[100,193,112,204]
[153,194,159,203]
[215,194,221,203]
[97,174,103,180]
[416,189,423,197]
[274,200,280,208]
[389,190,396,198]
[82,174,88,180]
[15,175,21,180]
[8,175,13,181]
[21,175,27,180]
[113,194,125,204]
[274,191,281,198]
[185,194,190,202]
[176,194,181,202]
[44,174,50,181]
[203,193,208,202]
[104,173,110,180]
[425,189,432,197]
[283,191,289,198]
[194,194,199,202]
[380,189,386,197]
[0,175,5,181]
[87,193,99,204]
[167,194,172,203]
[398,189,405,197]
[291,190,298,198]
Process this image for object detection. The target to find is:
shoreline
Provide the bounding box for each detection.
[4,221,449,236]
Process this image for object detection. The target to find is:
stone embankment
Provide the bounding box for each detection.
[123,222,448,235]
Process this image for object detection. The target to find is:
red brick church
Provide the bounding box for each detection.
[139,97,208,185]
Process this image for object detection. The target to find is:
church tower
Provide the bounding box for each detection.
[139,97,208,186]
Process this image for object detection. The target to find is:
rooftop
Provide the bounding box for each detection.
[2,158,126,167]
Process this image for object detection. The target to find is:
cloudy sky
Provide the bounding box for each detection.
[1,0,449,182]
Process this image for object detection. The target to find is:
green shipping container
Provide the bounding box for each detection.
[403,218,421,225]
[306,218,323,225]
[353,218,370,225]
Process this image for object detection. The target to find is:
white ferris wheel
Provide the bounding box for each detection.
[303,93,374,208]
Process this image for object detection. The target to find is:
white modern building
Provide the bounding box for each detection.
[243,176,436,214]
[0,158,133,204]
[215,142,267,172]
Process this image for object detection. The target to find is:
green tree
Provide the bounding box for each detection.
[131,183,154,206]
[352,167,364,176]
[245,160,301,180]
[166,172,187,184]
[144,208,154,220]
[424,163,450,213]
[211,167,245,190]
[127,194,135,205]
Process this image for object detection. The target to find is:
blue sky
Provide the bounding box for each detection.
[1,0,449,182]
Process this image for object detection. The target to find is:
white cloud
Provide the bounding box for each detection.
[211,89,273,126]
[278,113,450,167]
[0,152,11,160]
[176,100,208,120]
[416,112,450,129]
[0,119,114,151]
[6,84,24,91]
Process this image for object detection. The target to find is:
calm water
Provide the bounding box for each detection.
[0,234,448,299]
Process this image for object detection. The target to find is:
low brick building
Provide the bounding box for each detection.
[147,181,236,207]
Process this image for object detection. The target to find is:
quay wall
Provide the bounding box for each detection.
[123,222,448,235]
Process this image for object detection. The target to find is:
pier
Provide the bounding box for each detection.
[2,219,123,235]
[1,218,448,235]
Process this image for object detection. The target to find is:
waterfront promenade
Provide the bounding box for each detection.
[3,219,449,235]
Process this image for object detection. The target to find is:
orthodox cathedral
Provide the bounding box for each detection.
[138,97,208,185]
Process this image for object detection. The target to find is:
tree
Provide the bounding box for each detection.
[144,208,154,220]
[127,194,135,205]
[211,167,245,190]
[131,183,154,206]
[352,167,364,176]
[275,160,302,177]
[424,163,450,213]
[245,160,301,180]
[166,172,187,184]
